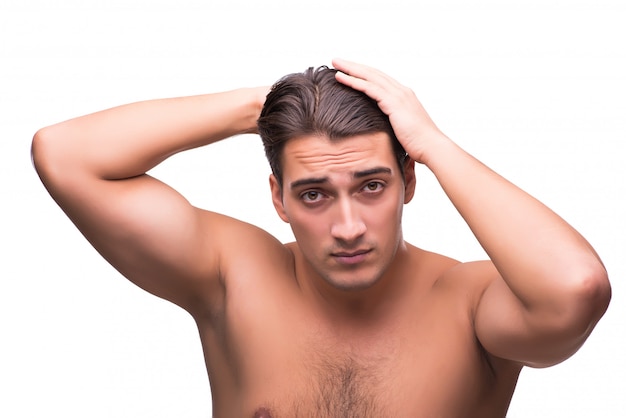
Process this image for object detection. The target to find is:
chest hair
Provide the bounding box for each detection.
[260,353,392,418]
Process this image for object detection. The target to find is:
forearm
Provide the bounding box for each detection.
[423,134,608,309]
[33,88,265,180]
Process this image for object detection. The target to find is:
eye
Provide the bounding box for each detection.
[301,190,324,203]
[363,181,384,193]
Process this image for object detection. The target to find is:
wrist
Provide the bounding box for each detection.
[240,86,269,134]
[408,131,454,166]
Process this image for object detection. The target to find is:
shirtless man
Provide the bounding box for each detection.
[32,59,611,417]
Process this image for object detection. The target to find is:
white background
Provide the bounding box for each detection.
[2,0,625,416]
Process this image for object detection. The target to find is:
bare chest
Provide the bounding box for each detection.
[236,328,499,417]
[257,352,396,417]
[204,290,515,418]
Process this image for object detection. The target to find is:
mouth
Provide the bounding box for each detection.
[331,249,372,265]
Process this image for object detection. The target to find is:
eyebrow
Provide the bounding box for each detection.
[353,166,392,178]
[289,176,328,189]
[289,166,392,189]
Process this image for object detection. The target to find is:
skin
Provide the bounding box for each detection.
[272,132,412,294]
[31,59,611,417]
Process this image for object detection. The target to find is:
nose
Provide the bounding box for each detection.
[330,199,366,243]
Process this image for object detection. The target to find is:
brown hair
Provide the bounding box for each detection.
[257,66,407,187]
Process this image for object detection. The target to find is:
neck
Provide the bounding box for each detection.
[296,241,410,324]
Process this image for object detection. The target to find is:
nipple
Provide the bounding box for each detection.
[254,407,273,418]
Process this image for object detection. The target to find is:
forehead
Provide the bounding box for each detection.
[282,132,398,181]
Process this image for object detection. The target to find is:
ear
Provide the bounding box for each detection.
[269,174,290,223]
[403,158,416,204]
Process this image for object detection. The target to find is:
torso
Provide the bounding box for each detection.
[195,234,522,417]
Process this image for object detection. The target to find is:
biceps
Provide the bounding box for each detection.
[55,174,220,311]
[474,277,587,368]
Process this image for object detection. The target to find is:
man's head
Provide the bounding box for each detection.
[257,66,407,188]
[257,66,416,292]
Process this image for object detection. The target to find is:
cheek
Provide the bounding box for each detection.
[368,209,402,231]
[364,194,404,233]
[288,211,327,247]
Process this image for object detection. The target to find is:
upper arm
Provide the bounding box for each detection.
[467,261,601,368]
[34,139,232,314]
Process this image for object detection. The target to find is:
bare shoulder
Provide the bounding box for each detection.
[402,244,494,305]
[431,256,500,301]
[199,208,294,285]
[406,246,503,339]
[402,245,498,313]
[193,209,296,329]
[205,210,291,253]
[426,254,524,375]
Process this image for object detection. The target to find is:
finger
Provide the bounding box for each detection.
[332,58,383,83]
[332,57,372,76]
[334,71,386,103]
[333,61,385,95]
[332,58,401,89]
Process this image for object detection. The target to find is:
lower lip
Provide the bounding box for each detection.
[333,251,370,265]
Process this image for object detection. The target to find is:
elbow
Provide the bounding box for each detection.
[31,126,55,179]
[525,266,611,368]
[574,264,611,327]
[31,125,72,185]
[556,263,611,342]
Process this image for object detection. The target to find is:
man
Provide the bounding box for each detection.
[32,59,610,417]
